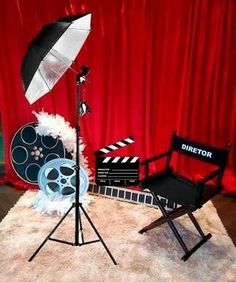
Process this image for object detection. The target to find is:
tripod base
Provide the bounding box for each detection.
[29,202,117,265]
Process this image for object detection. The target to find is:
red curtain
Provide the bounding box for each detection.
[0,0,235,194]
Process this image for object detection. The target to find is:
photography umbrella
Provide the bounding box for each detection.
[22,13,91,104]
[21,13,116,265]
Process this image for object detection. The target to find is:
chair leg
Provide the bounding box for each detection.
[138,193,189,254]
[139,206,188,234]
[187,211,206,238]
[181,233,212,261]
[152,194,189,255]
[179,211,212,261]
[139,193,212,261]
[139,217,165,234]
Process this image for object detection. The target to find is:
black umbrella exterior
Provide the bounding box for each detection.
[22,13,91,104]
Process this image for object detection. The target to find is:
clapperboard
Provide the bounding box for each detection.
[95,137,139,186]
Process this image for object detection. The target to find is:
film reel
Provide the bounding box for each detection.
[38,158,89,197]
[10,122,65,184]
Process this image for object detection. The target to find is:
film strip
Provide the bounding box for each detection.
[95,137,139,186]
[88,184,176,211]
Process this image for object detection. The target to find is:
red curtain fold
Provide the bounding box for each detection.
[0,0,235,194]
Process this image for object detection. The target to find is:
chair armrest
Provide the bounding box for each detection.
[197,168,222,186]
[140,151,171,165]
[140,151,171,180]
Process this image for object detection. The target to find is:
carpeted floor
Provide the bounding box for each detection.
[0,191,235,282]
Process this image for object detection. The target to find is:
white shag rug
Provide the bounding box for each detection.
[0,191,235,282]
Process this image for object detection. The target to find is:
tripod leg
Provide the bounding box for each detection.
[74,203,84,245]
[29,204,74,261]
[75,200,79,246]
[79,204,117,265]
[78,206,85,244]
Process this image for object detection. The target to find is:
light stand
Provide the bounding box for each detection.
[29,67,117,265]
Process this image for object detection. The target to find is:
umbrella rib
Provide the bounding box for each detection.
[38,68,52,91]
[49,50,77,74]
[49,50,72,66]
[43,60,65,77]
[68,28,91,31]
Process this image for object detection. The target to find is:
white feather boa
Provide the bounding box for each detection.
[28,191,91,216]
[33,110,91,175]
[28,111,92,215]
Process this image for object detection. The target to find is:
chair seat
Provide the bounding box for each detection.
[142,169,217,207]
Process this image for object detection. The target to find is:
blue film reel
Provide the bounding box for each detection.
[38,158,89,198]
[10,122,65,184]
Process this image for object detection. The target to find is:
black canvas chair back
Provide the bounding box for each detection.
[139,132,230,261]
[170,134,229,168]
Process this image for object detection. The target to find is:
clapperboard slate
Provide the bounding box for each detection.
[95,137,139,186]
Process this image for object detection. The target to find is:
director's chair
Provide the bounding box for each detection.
[139,132,230,261]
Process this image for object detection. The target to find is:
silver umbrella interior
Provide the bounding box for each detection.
[26,14,91,104]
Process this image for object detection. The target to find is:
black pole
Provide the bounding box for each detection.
[28,67,117,265]
[74,75,81,246]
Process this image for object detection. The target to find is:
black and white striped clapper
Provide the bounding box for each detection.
[95,137,135,156]
[95,137,139,186]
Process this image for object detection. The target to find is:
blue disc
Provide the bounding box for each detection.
[38,158,89,198]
